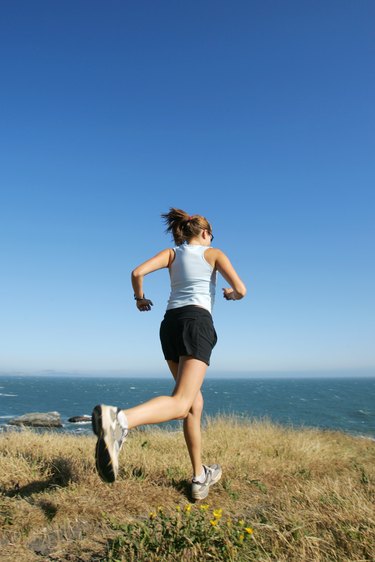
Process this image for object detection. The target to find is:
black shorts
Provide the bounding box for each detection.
[159,305,218,366]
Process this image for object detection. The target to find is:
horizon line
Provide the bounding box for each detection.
[1,367,375,378]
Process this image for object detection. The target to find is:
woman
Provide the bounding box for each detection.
[92,208,246,500]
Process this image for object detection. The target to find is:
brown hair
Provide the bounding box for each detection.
[161,208,212,246]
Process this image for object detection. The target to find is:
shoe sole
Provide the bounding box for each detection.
[191,467,222,500]
[92,405,116,483]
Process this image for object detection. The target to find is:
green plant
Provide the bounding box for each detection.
[105,504,255,561]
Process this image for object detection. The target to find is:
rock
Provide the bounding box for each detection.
[68,415,92,423]
[9,412,62,428]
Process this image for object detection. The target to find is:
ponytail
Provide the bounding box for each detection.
[161,208,212,245]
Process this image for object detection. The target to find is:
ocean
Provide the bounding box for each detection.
[1,375,375,439]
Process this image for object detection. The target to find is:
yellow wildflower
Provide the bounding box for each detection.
[245,527,254,534]
[185,504,192,512]
[176,505,181,512]
[213,508,223,519]
[239,534,244,542]
[200,504,209,511]
[149,512,156,520]
[238,519,245,526]
[210,519,218,526]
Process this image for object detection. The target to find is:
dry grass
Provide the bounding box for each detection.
[0,417,374,561]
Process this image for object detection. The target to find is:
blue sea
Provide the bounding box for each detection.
[1,375,375,439]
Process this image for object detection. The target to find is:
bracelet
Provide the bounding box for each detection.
[134,294,146,301]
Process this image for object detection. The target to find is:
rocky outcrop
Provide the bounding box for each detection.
[9,412,62,428]
[68,416,92,423]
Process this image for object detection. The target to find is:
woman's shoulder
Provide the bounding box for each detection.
[204,247,226,258]
[204,247,226,268]
[151,247,176,266]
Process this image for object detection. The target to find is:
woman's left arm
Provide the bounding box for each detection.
[205,248,247,301]
[131,248,173,312]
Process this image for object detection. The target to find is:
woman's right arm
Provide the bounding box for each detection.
[211,249,247,301]
[131,248,174,311]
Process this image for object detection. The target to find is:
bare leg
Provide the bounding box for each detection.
[167,360,204,477]
[122,357,207,433]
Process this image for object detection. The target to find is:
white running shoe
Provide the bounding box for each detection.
[191,464,222,500]
[92,404,128,483]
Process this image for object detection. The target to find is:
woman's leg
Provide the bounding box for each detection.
[167,360,204,477]
[122,357,207,430]
[93,357,208,484]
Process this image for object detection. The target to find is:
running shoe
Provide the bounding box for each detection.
[191,464,222,500]
[92,404,128,483]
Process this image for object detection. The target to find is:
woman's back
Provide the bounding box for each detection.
[167,243,217,313]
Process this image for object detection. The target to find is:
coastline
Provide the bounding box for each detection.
[1,375,375,440]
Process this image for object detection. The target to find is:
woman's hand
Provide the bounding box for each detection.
[222,288,237,301]
[136,298,154,312]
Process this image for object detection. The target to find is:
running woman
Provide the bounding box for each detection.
[92,208,246,500]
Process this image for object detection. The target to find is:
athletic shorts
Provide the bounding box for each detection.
[159,305,218,366]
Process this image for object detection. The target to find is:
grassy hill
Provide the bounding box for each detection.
[1,417,374,561]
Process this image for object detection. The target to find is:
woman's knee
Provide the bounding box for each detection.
[173,397,193,420]
[177,393,204,419]
[171,374,205,418]
[190,392,204,416]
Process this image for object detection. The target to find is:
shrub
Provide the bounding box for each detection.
[105,503,255,561]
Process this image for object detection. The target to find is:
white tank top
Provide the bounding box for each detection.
[166,243,217,313]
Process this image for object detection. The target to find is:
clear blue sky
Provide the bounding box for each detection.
[1,1,374,376]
